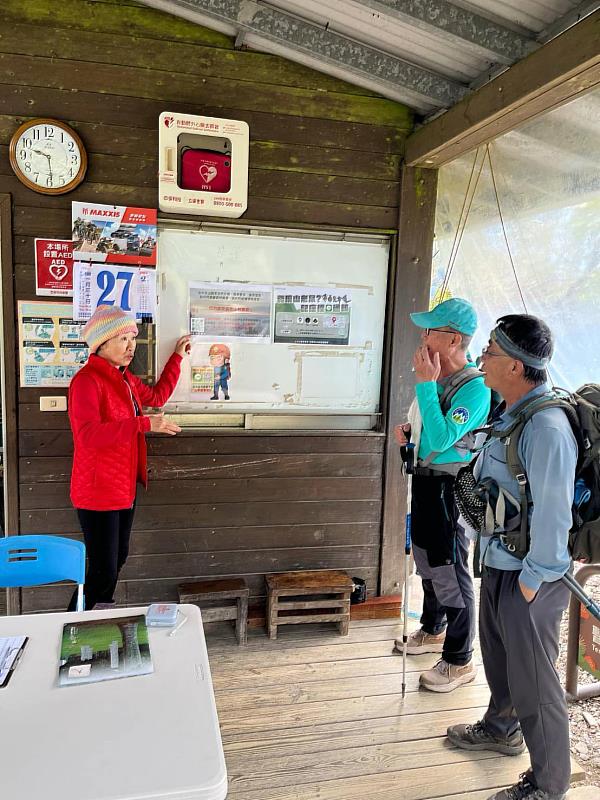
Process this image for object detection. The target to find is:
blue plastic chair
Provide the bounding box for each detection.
[0,535,86,611]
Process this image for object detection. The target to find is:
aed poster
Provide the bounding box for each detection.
[35,238,74,296]
[273,285,352,345]
[72,262,157,322]
[188,281,271,342]
[72,202,157,265]
[18,300,88,387]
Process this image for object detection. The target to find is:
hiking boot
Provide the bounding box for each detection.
[447,720,526,756]
[487,771,566,799]
[394,628,445,655]
[419,658,477,692]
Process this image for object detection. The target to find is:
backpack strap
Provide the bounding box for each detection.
[489,393,576,557]
[420,367,483,468]
[439,367,483,415]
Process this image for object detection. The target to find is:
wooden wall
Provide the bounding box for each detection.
[0,0,414,612]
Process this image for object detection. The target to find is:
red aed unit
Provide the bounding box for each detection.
[180,148,231,193]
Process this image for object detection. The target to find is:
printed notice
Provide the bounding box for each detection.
[189,281,271,342]
[35,238,74,296]
[18,300,88,387]
[273,286,352,345]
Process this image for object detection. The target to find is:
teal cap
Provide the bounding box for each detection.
[410,297,477,336]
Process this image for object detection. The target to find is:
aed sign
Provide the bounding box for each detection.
[35,238,74,296]
[158,112,249,218]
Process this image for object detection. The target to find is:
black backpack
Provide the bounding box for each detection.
[485,384,600,563]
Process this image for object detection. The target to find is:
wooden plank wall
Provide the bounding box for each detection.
[0,0,414,612]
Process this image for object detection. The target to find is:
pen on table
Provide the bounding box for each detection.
[168,613,188,637]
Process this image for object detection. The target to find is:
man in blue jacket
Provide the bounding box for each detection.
[394,298,491,691]
[448,314,575,800]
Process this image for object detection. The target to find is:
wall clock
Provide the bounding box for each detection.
[9,118,87,195]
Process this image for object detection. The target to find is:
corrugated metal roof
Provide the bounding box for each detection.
[141,0,599,115]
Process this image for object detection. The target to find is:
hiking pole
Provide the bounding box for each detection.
[561,572,600,623]
[401,510,412,698]
[401,441,415,699]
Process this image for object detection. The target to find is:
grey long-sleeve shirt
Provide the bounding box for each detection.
[476,383,577,592]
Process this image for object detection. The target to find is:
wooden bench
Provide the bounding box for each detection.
[265,570,353,639]
[178,578,249,646]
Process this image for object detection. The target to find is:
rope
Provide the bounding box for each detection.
[440,147,486,299]
[487,144,559,384]
[487,144,528,313]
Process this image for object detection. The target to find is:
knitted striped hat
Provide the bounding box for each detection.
[82,305,138,353]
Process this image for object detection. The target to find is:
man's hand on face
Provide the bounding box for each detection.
[413,345,441,383]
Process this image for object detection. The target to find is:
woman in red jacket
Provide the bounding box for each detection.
[68,305,190,610]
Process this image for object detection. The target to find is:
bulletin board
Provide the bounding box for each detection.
[156,227,390,416]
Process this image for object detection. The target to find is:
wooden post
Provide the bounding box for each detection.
[0,194,21,615]
[379,166,437,596]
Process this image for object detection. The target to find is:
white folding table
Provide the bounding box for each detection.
[0,604,228,800]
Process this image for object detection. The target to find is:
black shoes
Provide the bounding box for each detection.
[447,720,526,756]
[486,771,566,800]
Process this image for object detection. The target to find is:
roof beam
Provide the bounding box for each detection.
[538,0,600,43]
[404,10,600,167]
[139,0,467,111]
[354,0,536,64]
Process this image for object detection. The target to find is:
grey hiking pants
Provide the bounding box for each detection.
[413,531,476,666]
[480,566,570,796]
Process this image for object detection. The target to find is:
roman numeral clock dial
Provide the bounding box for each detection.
[9,118,87,195]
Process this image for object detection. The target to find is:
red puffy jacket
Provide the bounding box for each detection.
[68,352,182,511]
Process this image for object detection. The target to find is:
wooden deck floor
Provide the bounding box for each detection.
[204,618,584,800]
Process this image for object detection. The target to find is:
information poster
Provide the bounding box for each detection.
[73,262,156,321]
[191,365,214,393]
[18,300,88,387]
[72,202,157,265]
[190,341,234,399]
[35,238,74,296]
[189,281,271,342]
[273,285,352,345]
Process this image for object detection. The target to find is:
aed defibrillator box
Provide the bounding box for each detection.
[159,112,249,218]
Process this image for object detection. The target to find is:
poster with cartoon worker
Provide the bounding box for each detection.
[209,343,231,400]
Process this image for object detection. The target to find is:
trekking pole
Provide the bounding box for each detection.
[401,441,415,699]
[561,572,600,623]
[401,510,412,698]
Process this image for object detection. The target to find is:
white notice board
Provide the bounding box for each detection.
[157,227,389,414]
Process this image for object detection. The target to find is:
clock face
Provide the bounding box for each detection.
[10,119,87,194]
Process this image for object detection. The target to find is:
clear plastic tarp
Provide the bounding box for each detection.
[431,88,600,390]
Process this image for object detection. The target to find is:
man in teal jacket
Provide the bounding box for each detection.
[394,298,491,691]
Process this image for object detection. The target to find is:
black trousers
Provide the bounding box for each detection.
[68,506,136,611]
[480,567,570,795]
[411,474,476,666]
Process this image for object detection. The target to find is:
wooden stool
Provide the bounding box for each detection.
[265,570,353,639]
[178,578,249,646]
